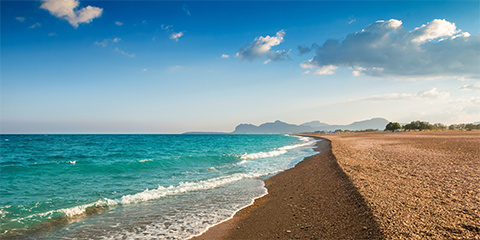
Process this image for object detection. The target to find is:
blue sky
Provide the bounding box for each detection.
[1,0,479,133]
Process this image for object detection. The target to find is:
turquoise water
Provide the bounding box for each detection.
[0,134,318,239]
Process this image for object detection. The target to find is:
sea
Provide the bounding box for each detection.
[0,134,318,239]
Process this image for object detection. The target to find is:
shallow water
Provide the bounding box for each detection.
[0,134,318,239]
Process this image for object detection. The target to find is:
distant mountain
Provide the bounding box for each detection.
[230,118,389,134]
[183,118,390,134]
[343,117,390,131]
[320,118,388,131]
[232,120,314,134]
[300,120,329,129]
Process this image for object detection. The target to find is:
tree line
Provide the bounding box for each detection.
[385,121,480,131]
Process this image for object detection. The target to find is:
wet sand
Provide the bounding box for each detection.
[193,138,383,240]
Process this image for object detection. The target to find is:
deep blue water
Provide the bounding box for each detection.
[0,134,318,239]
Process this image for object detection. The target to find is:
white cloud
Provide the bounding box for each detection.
[221,54,229,58]
[16,17,25,22]
[94,38,133,57]
[348,19,356,24]
[460,82,480,91]
[115,48,135,58]
[161,24,172,30]
[94,38,121,47]
[183,4,191,16]
[169,32,184,41]
[313,65,338,75]
[143,69,147,71]
[161,25,185,41]
[301,61,338,75]
[236,30,291,62]
[40,0,102,28]
[170,65,182,71]
[410,19,459,43]
[417,87,450,99]
[359,88,449,102]
[115,21,123,26]
[152,36,157,41]
[301,19,480,80]
[29,23,41,28]
[454,96,480,105]
[49,32,57,36]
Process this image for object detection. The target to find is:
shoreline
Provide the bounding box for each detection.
[193,136,383,240]
[188,136,323,240]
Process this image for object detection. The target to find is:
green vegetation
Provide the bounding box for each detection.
[384,121,480,131]
[385,122,401,132]
[403,121,433,130]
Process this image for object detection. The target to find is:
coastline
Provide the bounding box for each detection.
[192,136,383,240]
[193,131,480,240]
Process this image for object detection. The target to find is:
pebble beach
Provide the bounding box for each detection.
[195,131,480,239]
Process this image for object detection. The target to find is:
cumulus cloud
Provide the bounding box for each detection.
[359,88,449,102]
[221,54,229,58]
[115,21,123,26]
[301,19,479,79]
[460,82,480,91]
[236,30,291,63]
[40,0,103,28]
[16,17,25,22]
[169,32,184,41]
[297,43,318,55]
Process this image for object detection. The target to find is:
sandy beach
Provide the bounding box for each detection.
[194,131,480,240]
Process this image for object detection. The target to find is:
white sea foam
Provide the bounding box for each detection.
[11,198,118,223]
[101,179,269,240]
[0,208,8,218]
[138,159,153,162]
[241,149,287,160]
[17,173,266,222]
[241,136,317,160]
[118,173,260,205]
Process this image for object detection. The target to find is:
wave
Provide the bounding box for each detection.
[13,172,267,223]
[241,136,318,160]
[138,159,153,163]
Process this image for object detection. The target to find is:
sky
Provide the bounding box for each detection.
[1,0,479,134]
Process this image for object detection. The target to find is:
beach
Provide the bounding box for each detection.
[193,137,383,240]
[323,131,480,239]
[194,131,480,239]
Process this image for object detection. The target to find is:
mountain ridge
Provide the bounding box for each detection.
[183,118,389,134]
